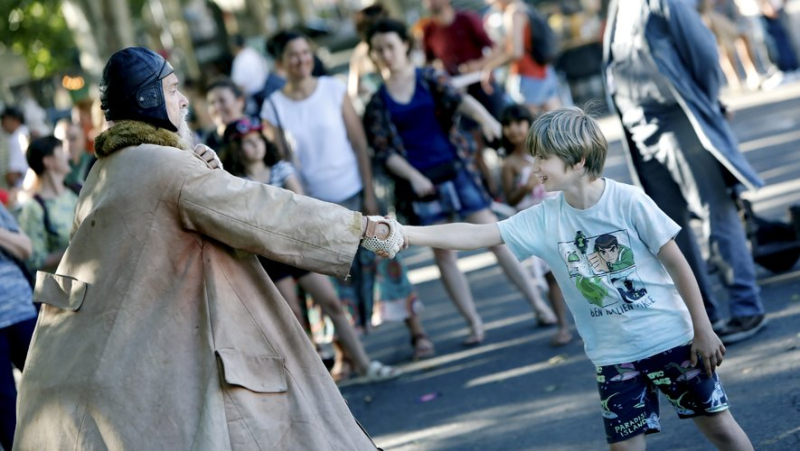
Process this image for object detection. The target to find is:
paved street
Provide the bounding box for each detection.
[340,83,800,450]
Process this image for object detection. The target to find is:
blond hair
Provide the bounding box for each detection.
[525,107,607,179]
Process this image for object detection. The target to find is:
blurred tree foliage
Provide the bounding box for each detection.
[0,0,77,78]
[0,0,149,79]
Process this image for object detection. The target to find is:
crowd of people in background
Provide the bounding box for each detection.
[1,1,798,444]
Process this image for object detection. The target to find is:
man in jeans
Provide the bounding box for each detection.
[603,0,766,344]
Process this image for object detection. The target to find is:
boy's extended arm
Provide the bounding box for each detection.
[657,240,725,377]
[404,223,504,251]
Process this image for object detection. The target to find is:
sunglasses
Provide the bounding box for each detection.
[227,118,263,141]
[234,118,262,134]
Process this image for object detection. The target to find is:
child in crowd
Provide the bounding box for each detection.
[382,107,753,449]
[500,104,572,346]
[221,117,401,383]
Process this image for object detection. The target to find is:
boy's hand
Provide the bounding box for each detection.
[691,328,726,377]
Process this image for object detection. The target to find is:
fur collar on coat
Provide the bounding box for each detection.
[95,120,189,157]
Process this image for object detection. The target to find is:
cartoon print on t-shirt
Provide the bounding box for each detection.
[559,229,650,310]
[567,250,608,306]
[589,234,634,273]
[611,275,648,303]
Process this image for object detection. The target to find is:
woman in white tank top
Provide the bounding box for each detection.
[260,31,436,361]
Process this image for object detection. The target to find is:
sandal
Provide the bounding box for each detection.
[411,334,436,360]
[462,329,485,347]
[355,361,403,384]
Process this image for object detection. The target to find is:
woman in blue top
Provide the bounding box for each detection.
[364,18,556,345]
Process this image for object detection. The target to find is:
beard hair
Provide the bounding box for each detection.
[176,107,194,150]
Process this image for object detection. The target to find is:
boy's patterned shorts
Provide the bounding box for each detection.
[595,343,730,444]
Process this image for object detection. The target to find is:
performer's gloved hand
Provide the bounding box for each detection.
[360,216,404,259]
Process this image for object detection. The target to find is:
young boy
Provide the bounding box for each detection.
[382,107,754,450]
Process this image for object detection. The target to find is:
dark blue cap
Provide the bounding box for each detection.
[100,47,176,131]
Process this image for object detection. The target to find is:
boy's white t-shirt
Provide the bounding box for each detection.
[497,179,693,366]
[261,76,363,203]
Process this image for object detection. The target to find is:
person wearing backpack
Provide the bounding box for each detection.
[473,0,561,114]
[16,136,78,276]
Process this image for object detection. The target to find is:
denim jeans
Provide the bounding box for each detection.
[629,114,764,321]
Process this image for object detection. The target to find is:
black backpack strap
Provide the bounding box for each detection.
[33,194,58,236]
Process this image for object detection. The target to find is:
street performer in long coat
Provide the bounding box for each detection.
[13,47,404,450]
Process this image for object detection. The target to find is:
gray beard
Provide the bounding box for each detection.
[176,108,194,150]
[177,121,194,149]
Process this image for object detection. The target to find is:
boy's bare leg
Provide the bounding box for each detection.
[466,208,556,324]
[432,246,484,344]
[693,411,753,451]
[609,434,645,451]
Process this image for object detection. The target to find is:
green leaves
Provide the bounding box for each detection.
[0,0,76,79]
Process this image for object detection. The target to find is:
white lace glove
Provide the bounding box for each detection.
[360,216,404,259]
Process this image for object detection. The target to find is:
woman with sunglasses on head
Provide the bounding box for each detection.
[222,118,401,383]
[261,30,435,361]
[363,18,557,346]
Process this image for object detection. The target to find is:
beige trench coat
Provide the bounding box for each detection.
[14,143,377,450]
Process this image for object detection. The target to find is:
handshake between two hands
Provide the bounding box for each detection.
[360,216,408,259]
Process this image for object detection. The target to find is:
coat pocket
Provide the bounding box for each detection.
[216,349,287,393]
[33,272,88,311]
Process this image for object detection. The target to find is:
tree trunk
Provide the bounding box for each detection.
[62,0,136,78]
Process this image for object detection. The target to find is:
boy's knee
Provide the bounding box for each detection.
[609,433,646,451]
[694,410,743,444]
